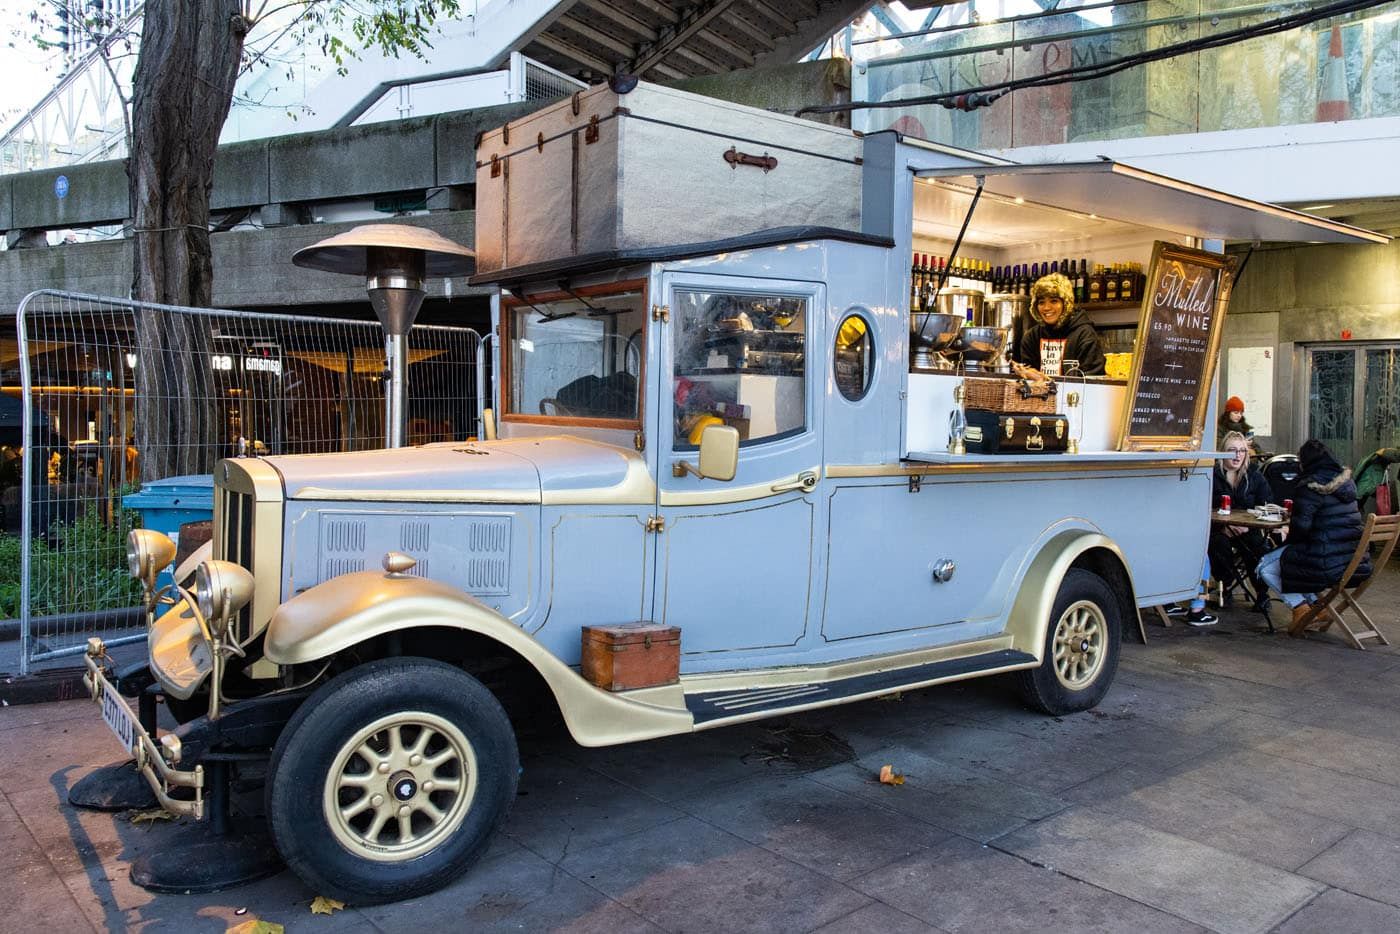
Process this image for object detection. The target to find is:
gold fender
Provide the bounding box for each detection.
[1004,530,1137,661]
[265,571,695,747]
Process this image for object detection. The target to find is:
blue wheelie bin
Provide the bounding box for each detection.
[122,474,215,590]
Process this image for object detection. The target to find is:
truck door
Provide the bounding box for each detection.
[652,274,825,663]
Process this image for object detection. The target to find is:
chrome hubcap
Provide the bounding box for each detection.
[1052,600,1107,690]
[324,711,478,861]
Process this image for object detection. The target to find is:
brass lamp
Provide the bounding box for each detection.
[292,224,475,447]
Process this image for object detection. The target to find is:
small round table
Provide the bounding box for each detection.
[1211,509,1287,531]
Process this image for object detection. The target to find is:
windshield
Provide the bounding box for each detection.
[505,286,646,424]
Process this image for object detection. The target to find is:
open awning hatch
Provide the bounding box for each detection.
[916,161,1389,246]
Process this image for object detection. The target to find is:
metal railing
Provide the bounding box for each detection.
[10,289,485,673]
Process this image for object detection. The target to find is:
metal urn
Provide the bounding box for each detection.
[292,224,475,448]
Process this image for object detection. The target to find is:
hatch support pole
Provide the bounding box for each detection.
[917,175,985,351]
[936,174,985,294]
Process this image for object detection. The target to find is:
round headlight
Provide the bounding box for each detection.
[194,559,256,638]
[195,562,218,621]
[127,529,177,588]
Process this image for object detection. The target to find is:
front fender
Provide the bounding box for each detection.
[1005,530,1136,661]
[265,571,694,747]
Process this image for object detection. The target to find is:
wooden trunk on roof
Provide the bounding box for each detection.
[473,82,864,277]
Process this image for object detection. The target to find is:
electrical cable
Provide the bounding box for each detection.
[798,0,1391,116]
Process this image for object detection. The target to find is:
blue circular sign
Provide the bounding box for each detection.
[55,175,69,199]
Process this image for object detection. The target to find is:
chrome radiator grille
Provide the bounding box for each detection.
[216,485,256,638]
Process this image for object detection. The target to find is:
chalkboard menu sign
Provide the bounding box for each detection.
[1119,242,1238,451]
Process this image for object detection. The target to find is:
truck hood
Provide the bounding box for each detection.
[267,436,653,505]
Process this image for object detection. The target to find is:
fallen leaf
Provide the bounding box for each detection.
[876,691,903,702]
[310,896,346,915]
[227,921,283,934]
[878,764,905,786]
[128,808,174,824]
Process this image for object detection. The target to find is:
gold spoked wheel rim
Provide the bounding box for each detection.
[323,711,479,862]
[1052,599,1107,691]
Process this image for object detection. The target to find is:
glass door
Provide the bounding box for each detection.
[1305,343,1400,469]
[1363,347,1400,458]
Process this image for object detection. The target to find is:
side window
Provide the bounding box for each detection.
[504,287,645,423]
[834,311,874,402]
[671,290,806,448]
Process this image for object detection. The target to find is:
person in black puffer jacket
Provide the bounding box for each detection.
[1256,439,1371,626]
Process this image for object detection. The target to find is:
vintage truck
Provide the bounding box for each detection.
[85,81,1382,903]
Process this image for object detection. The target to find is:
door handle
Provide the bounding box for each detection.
[771,470,818,494]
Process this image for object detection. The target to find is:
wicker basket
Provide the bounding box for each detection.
[963,376,1058,414]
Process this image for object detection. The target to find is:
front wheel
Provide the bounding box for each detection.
[1017,568,1121,715]
[265,657,518,905]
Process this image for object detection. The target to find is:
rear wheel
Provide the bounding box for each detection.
[1017,568,1121,715]
[265,657,518,904]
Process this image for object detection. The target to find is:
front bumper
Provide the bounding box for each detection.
[82,645,205,820]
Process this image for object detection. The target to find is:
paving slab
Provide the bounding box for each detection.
[679,774,951,881]
[806,745,1067,843]
[1273,888,1400,934]
[0,856,98,932]
[850,834,1205,934]
[994,808,1324,934]
[1253,724,1400,788]
[504,750,687,862]
[359,843,659,933]
[1183,748,1400,836]
[1074,768,1351,872]
[1297,828,1400,908]
[809,901,946,933]
[562,724,812,804]
[559,816,871,934]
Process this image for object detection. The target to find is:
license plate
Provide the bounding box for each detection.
[95,668,137,755]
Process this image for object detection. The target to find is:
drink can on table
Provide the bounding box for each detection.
[1219,494,1231,513]
[1283,498,1293,515]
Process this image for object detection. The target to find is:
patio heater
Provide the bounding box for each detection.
[292,224,475,447]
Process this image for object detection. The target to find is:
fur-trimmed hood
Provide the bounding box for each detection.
[1307,467,1353,496]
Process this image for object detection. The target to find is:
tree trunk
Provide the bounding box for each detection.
[129,1,247,481]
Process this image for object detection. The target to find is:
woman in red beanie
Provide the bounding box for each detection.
[1217,395,1258,451]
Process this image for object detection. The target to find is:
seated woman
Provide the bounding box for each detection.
[1208,430,1275,605]
[1257,440,1372,628]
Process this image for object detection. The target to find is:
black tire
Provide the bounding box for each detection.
[1017,568,1121,715]
[265,657,518,905]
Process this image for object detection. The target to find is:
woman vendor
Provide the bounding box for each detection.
[1209,431,1275,605]
[1016,272,1106,377]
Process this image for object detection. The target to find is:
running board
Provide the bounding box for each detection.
[684,649,1036,724]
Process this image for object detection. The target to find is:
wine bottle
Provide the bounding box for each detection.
[1105,263,1119,302]
[909,255,922,312]
[1075,258,1087,303]
[1119,262,1134,302]
[1089,264,1103,303]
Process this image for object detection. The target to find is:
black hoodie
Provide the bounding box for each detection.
[1280,441,1371,593]
[1017,308,1106,376]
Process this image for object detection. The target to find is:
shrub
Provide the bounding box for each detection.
[0,506,143,619]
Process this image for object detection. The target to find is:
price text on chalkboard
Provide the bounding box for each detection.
[1119,242,1237,451]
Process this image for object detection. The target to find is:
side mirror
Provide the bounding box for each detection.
[675,425,739,481]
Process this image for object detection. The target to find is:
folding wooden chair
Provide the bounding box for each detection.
[1288,513,1399,649]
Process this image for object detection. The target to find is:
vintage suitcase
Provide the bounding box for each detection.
[474,82,864,277]
[963,376,1058,414]
[964,409,1070,454]
[581,623,682,692]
